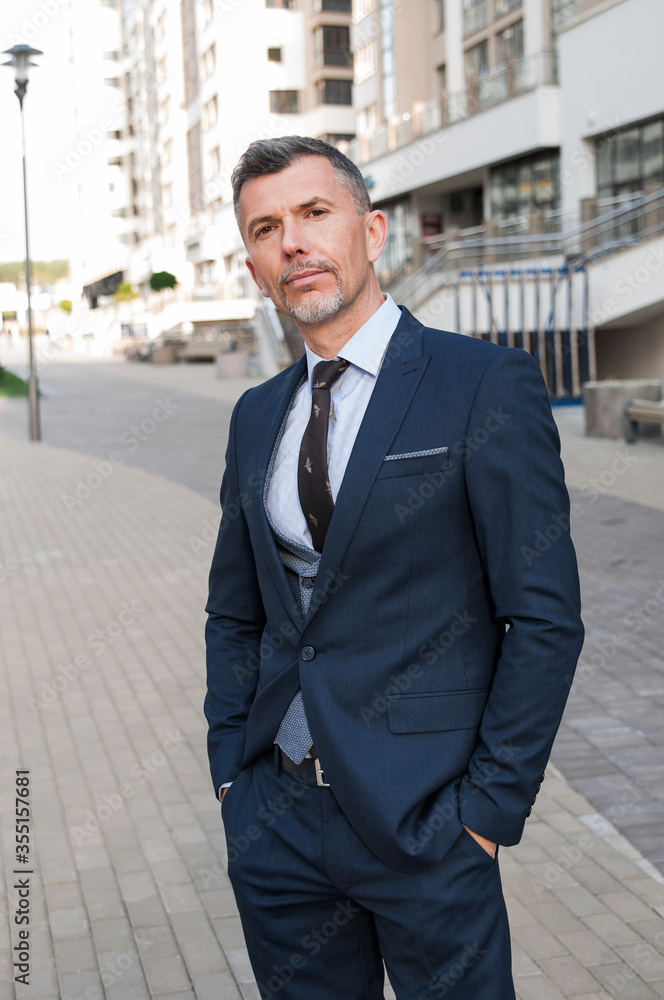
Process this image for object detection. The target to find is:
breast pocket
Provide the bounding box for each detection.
[375,446,449,480]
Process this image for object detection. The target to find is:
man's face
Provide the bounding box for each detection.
[240,156,383,326]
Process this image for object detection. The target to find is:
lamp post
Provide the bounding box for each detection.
[2,43,43,442]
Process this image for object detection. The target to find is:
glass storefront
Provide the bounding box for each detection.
[490,151,560,220]
[596,116,664,201]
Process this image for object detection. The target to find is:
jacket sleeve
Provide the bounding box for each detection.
[204,391,266,794]
[457,348,584,845]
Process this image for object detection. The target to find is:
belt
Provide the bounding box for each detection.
[277,747,330,787]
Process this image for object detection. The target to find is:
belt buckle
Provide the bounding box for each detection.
[314,757,330,787]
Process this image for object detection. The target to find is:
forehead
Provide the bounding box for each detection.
[240,156,352,227]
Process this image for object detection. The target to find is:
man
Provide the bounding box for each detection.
[205,136,584,1000]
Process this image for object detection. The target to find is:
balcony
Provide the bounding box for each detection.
[349,51,557,167]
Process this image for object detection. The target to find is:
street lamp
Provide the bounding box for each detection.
[2,44,43,442]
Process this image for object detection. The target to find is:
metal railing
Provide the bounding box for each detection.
[389,187,664,313]
[348,52,557,166]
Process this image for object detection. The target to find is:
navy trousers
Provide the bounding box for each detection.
[221,753,515,1000]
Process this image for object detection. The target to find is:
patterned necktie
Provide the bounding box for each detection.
[298,357,349,553]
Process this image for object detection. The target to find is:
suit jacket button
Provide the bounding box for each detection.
[300,646,316,661]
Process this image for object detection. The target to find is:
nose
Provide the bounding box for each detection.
[280,218,310,258]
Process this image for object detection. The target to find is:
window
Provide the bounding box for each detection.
[490,152,560,220]
[357,104,378,137]
[104,77,121,88]
[187,123,203,214]
[462,0,488,36]
[314,0,352,11]
[315,25,352,67]
[317,79,353,105]
[464,40,488,80]
[103,50,120,61]
[266,0,296,7]
[111,130,122,139]
[202,95,218,130]
[596,117,664,199]
[435,0,445,32]
[200,44,216,80]
[269,90,299,113]
[108,156,123,167]
[158,96,171,125]
[210,145,221,177]
[202,0,214,26]
[497,21,523,63]
[155,11,167,40]
[268,46,282,61]
[111,207,126,217]
[354,40,378,83]
[437,64,446,94]
[495,0,522,16]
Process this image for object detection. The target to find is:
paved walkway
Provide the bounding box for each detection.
[0,351,663,999]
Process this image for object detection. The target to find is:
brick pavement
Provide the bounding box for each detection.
[0,356,663,998]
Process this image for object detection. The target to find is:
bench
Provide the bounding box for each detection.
[623,398,664,442]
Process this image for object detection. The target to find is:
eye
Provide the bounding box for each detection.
[255,225,274,238]
[308,209,327,218]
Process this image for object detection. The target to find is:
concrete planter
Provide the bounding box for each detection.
[582,379,662,439]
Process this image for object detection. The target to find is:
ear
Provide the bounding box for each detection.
[245,257,271,298]
[365,210,387,263]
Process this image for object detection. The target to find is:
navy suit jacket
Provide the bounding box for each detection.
[204,307,584,872]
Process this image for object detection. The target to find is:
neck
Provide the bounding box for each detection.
[297,281,385,360]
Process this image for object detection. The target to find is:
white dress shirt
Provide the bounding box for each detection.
[267,293,402,549]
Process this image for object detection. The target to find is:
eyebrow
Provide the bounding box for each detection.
[247,196,334,238]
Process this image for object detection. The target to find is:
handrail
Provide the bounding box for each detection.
[389,187,664,310]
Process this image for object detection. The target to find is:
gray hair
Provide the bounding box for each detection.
[232,135,372,232]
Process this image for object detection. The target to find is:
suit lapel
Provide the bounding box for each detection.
[306,309,430,623]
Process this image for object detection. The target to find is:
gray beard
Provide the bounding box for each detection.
[283,283,344,324]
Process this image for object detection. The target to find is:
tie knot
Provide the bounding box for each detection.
[311,358,349,392]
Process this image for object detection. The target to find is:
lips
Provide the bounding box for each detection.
[286,269,327,286]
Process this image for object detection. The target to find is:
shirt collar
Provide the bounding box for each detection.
[304,293,402,386]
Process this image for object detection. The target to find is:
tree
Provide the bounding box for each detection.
[149,271,178,292]
[59,300,73,313]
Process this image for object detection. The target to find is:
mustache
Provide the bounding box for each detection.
[277,259,341,289]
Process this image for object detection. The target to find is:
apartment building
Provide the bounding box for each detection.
[117,0,355,345]
[63,0,132,306]
[347,0,664,389]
